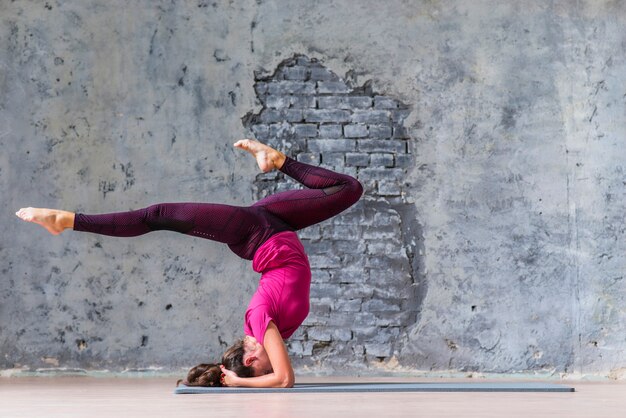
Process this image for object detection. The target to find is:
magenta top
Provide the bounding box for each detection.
[244,231,311,344]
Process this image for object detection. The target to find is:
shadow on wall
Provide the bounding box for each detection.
[242,54,426,370]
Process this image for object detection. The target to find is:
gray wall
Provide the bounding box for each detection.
[1,0,625,378]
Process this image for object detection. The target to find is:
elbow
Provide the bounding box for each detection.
[281,379,294,389]
[278,374,295,388]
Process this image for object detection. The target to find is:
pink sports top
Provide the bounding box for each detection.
[244,231,311,344]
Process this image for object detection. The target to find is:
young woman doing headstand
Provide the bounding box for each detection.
[15,139,363,388]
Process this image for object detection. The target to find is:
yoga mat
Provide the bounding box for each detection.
[174,381,575,394]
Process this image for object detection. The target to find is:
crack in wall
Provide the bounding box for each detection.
[242,54,424,369]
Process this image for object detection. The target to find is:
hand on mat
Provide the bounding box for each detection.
[220,365,238,387]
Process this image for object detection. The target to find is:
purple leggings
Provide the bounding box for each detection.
[74,157,363,260]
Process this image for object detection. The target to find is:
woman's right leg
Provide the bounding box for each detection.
[16,203,275,260]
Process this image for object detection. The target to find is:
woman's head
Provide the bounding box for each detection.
[241,335,273,376]
[220,339,255,378]
[222,336,273,377]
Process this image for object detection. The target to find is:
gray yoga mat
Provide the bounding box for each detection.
[174,381,575,394]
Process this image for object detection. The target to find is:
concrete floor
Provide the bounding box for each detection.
[0,376,624,418]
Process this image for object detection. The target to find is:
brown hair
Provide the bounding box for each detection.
[177,339,255,387]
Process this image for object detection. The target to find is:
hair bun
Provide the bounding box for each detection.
[180,363,222,387]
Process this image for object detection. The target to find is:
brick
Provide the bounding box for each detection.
[267,81,316,95]
[304,109,351,123]
[289,341,314,356]
[294,124,318,138]
[368,125,392,138]
[321,224,361,240]
[361,179,377,194]
[283,66,308,80]
[357,139,406,153]
[362,298,402,313]
[343,284,375,299]
[310,297,332,314]
[332,209,370,227]
[345,152,369,167]
[309,67,337,81]
[317,96,343,109]
[255,171,280,181]
[367,241,402,255]
[254,82,268,95]
[364,343,391,357]
[342,166,358,178]
[321,152,345,167]
[311,269,333,283]
[369,153,394,167]
[290,96,316,108]
[373,310,415,327]
[259,109,283,123]
[374,96,398,109]
[330,268,366,284]
[333,239,366,254]
[310,283,341,299]
[317,81,351,93]
[358,167,404,181]
[251,124,269,140]
[265,95,289,108]
[372,210,401,226]
[288,328,307,341]
[378,181,402,196]
[302,314,329,326]
[369,327,401,344]
[308,328,332,342]
[364,255,406,270]
[362,225,401,240]
[333,299,362,312]
[303,239,334,254]
[318,124,343,138]
[344,96,373,108]
[297,152,320,165]
[268,122,294,139]
[286,109,304,122]
[393,125,410,138]
[296,56,312,65]
[343,124,368,138]
[351,110,390,124]
[395,153,412,168]
[326,311,372,328]
[353,326,379,340]
[332,328,353,342]
[297,225,321,240]
[308,139,355,153]
[309,254,342,269]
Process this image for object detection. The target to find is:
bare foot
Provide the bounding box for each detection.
[234,139,286,172]
[15,207,74,235]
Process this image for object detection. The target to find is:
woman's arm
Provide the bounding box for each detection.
[221,321,294,388]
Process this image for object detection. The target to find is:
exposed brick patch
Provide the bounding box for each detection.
[242,55,424,369]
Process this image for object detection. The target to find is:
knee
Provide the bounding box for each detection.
[345,177,364,204]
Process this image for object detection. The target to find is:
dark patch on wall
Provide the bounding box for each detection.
[178,64,188,87]
[242,54,423,368]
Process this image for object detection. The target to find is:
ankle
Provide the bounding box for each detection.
[273,151,286,170]
[59,211,75,230]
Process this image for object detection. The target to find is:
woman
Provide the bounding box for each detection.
[16,139,363,388]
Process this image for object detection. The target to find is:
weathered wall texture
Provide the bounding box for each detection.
[1,0,625,377]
